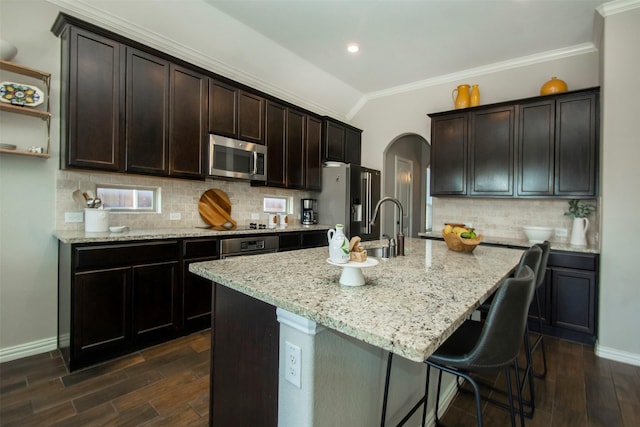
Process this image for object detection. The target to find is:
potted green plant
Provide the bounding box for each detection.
[564,200,595,246]
[564,199,596,218]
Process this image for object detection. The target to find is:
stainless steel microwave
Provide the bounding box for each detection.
[208,134,267,182]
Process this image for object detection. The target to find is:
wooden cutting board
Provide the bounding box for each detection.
[198,189,237,230]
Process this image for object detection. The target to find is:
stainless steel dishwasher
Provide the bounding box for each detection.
[219,235,279,258]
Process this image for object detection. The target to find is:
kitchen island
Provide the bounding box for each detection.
[190,237,523,426]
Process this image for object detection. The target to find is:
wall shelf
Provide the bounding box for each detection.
[0,59,52,157]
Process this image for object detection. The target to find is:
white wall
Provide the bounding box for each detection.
[0,0,62,358]
[598,6,640,361]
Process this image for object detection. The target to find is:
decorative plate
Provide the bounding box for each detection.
[0,81,44,107]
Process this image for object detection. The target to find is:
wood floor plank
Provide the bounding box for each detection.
[124,345,197,379]
[101,402,159,427]
[3,401,76,427]
[30,370,128,413]
[71,369,164,413]
[0,377,65,409]
[112,370,196,413]
[61,352,145,387]
[142,404,202,426]
[619,399,640,427]
[50,402,118,426]
[149,375,209,416]
[585,374,623,426]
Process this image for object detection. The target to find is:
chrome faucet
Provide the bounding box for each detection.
[370,197,405,256]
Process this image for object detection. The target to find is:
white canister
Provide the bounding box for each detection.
[267,213,279,228]
[278,214,288,228]
[85,208,109,232]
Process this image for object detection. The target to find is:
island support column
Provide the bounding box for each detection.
[276,309,457,426]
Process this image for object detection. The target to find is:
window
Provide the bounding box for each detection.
[263,197,288,213]
[96,184,160,213]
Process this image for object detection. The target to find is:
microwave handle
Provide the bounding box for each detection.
[252,151,258,175]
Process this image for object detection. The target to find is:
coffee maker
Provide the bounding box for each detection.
[301,198,317,225]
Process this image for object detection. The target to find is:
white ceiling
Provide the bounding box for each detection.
[203,0,608,95]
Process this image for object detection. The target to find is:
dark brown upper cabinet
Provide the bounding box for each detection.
[430,113,468,195]
[429,87,599,198]
[469,106,515,196]
[286,108,305,189]
[169,65,208,179]
[554,91,598,196]
[55,17,207,180]
[209,79,265,145]
[322,118,362,165]
[59,27,124,171]
[265,100,287,187]
[125,48,170,176]
[263,101,309,189]
[305,115,323,191]
[518,99,555,196]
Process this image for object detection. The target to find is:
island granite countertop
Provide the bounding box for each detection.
[54,224,330,244]
[189,237,523,362]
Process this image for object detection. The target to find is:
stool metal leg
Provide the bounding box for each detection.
[381,352,393,427]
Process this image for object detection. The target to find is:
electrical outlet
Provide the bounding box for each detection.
[169,212,181,220]
[285,341,301,388]
[64,212,83,223]
[555,228,568,237]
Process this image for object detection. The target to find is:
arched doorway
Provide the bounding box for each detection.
[381,133,431,238]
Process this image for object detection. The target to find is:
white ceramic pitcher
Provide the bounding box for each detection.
[327,224,350,264]
[570,217,589,246]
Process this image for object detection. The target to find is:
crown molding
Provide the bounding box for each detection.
[364,43,597,103]
[597,0,640,17]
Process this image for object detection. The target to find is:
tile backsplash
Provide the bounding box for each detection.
[432,197,600,246]
[56,170,315,231]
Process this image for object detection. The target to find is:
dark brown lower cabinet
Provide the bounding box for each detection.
[59,240,181,371]
[528,250,598,344]
[278,230,329,251]
[211,283,279,427]
[182,238,219,332]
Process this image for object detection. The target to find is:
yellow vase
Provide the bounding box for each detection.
[470,84,480,107]
[452,84,470,109]
[540,77,568,95]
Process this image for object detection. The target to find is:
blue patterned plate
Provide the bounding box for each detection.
[0,81,44,107]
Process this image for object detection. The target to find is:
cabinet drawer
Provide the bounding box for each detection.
[548,251,598,271]
[301,230,328,249]
[183,238,219,260]
[74,241,179,270]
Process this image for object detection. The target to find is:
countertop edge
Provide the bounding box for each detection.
[418,232,600,254]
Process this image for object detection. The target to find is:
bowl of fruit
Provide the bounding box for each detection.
[442,223,483,253]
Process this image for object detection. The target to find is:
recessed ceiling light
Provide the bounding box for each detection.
[347,43,359,54]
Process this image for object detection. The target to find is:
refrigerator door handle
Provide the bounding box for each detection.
[362,172,371,234]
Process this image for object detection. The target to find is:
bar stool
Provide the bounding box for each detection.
[529,241,550,379]
[380,265,537,427]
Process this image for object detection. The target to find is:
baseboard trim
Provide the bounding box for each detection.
[595,342,640,366]
[0,337,58,364]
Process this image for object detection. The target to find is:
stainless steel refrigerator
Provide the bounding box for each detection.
[318,163,381,241]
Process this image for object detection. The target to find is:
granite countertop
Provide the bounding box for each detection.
[418,231,600,254]
[54,224,331,244]
[189,237,523,362]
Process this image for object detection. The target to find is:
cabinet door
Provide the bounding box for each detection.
[286,108,306,189]
[126,48,170,175]
[209,79,237,137]
[324,120,345,162]
[518,100,555,196]
[238,90,265,144]
[73,267,131,364]
[554,92,598,196]
[469,106,515,196]
[345,127,362,165]
[300,230,329,249]
[265,101,287,187]
[184,260,214,332]
[430,114,467,195]
[551,268,596,335]
[169,65,207,179]
[65,28,124,171]
[278,232,301,252]
[132,261,180,343]
[305,115,323,191]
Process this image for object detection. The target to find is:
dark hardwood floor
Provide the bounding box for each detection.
[1,331,638,426]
